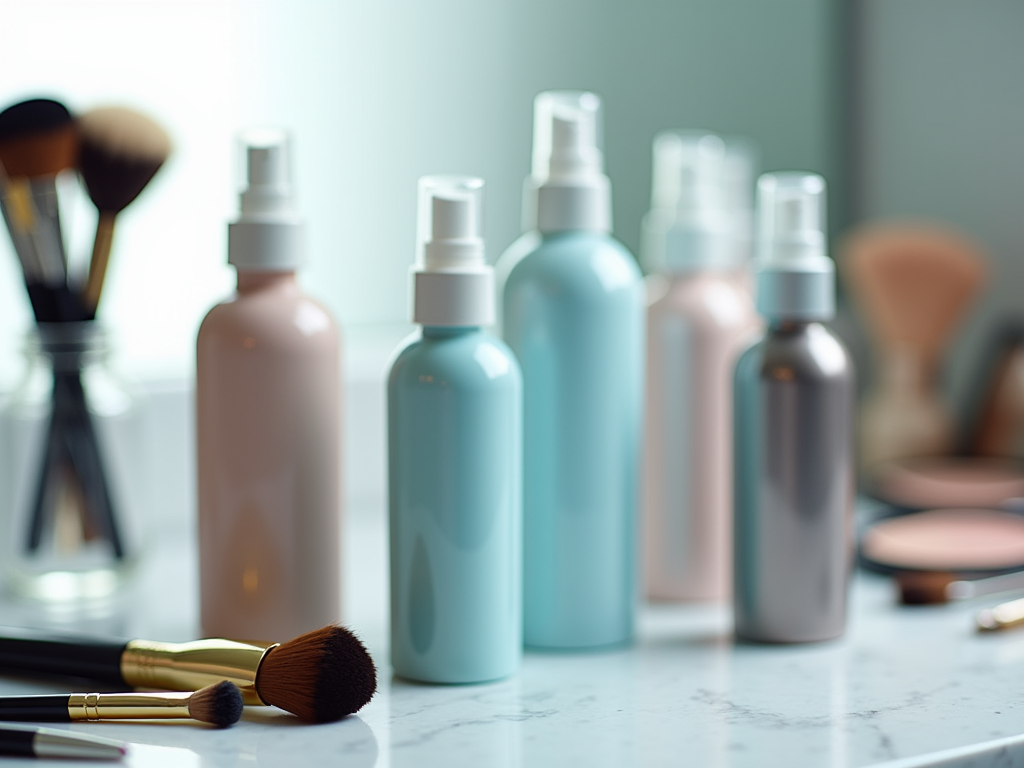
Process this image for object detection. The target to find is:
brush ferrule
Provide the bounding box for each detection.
[121,639,276,705]
[68,691,192,720]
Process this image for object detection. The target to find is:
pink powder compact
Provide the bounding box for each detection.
[861,508,1024,572]
[872,457,1024,510]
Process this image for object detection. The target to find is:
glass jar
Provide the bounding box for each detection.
[0,322,144,601]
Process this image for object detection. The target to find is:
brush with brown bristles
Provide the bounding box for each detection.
[77,106,171,316]
[0,681,244,727]
[0,624,378,723]
[0,98,81,322]
[840,223,988,472]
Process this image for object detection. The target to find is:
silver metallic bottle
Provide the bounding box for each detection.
[733,172,854,643]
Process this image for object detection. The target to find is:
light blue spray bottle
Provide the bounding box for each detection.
[388,176,523,683]
[498,91,645,649]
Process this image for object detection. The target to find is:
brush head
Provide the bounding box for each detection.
[186,681,244,727]
[0,98,77,177]
[840,223,987,361]
[255,625,377,723]
[77,106,171,214]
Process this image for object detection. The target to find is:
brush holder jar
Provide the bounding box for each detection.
[0,322,143,601]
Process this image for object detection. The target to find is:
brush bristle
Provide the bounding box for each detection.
[187,681,244,727]
[255,625,377,723]
[77,107,171,213]
[185,684,242,729]
[0,99,77,177]
[0,99,73,139]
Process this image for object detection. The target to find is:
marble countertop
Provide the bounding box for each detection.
[3,509,1024,768]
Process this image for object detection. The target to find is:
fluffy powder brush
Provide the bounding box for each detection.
[77,106,171,315]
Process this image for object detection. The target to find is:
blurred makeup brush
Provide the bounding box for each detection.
[977,595,1024,632]
[77,107,170,315]
[0,681,243,727]
[0,624,377,723]
[841,223,987,472]
[0,98,80,321]
[896,569,1024,605]
[0,724,127,760]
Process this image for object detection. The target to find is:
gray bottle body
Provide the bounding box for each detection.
[733,321,855,643]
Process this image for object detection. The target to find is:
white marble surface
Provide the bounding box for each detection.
[3,509,1024,768]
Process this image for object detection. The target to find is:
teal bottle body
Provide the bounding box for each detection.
[500,230,645,648]
[388,326,523,683]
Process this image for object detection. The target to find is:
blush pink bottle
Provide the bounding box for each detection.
[642,131,760,602]
[197,131,341,641]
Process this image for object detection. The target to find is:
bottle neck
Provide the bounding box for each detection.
[236,270,296,294]
[422,325,480,339]
[768,319,817,334]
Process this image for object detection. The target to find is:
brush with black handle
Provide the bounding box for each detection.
[0,724,126,760]
[0,624,377,722]
[0,681,243,727]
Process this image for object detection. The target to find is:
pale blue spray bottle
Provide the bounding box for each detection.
[388,176,523,682]
[498,91,645,649]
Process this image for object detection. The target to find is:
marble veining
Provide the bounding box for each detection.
[2,509,1024,767]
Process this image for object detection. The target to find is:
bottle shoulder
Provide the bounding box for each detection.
[198,287,339,352]
[648,272,760,333]
[736,323,853,384]
[388,330,521,391]
[499,231,641,299]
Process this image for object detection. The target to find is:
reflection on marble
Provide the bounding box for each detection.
[3,508,1024,767]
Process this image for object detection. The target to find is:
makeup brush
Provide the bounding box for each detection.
[0,624,377,723]
[0,98,81,321]
[0,724,126,760]
[977,595,1024,631]
[0,681,243,727]
[841,223,987,471]
[77,106,170,315]
[896,569,1024,605]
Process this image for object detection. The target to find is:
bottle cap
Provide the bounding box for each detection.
[524,91,611,234]
[723,138,758,267]
[228,129,305,271]
[412,176,494,326]
[640,130,735,272]
[754,172,835,321]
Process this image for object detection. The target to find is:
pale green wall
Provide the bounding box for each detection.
[0,0,841,376]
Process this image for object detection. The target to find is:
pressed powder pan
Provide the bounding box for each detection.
[871,457,1024,511]
[860,507,1024,574]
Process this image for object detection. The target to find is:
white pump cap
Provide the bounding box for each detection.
[754,171,835,321]
[412,176,494,327]
[524,91,612,233]
[640,130,735,273]
[228,129,305,271]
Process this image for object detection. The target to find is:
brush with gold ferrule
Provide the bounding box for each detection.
[0,624,377,723]
[0,681,243,727]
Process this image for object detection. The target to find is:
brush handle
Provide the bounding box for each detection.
[0,726,35,757]
[83,212,115,316]
[0,628,128,685]
[0,696,70,722]
[64,375,124,558]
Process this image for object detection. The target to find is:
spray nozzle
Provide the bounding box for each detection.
[757,172,826,264]
[532,91,604,182]
[651,130,728,219]
[237,128,297,222]
[418,176,484,272]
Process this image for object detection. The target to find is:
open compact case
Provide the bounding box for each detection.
[857,456,1024,605]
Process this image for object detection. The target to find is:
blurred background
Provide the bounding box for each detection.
[0,0,1021,533]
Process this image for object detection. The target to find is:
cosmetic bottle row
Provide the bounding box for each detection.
[0,90,854,688]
